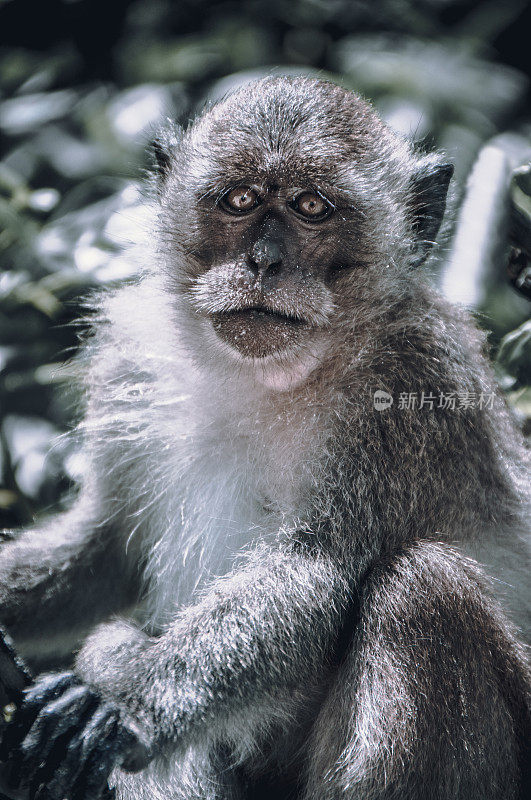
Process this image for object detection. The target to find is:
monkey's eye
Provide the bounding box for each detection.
[289,192,332,221]
[220,186,260,214]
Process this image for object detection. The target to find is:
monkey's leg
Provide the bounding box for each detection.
[0,495,139,667]
[302,541,530,800]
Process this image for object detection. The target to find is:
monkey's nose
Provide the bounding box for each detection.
[248,238,282,275]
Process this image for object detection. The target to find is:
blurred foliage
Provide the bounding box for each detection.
[0,0,529,527]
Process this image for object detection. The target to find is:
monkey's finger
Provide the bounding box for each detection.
[71,714,122,800]
[29,728,88,800]
[117,724,152,773]
[14,672,78,744]
[42,704,117,799]
[22,673,77,708]
[17,685,96,784]
[0,672,76,761]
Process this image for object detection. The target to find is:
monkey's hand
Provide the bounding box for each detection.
[0,672,152,800]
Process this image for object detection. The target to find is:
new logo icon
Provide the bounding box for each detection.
[373,390,393,411]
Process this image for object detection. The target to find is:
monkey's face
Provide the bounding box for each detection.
[156,78,451,387]
[184,180,346,363]
[163,146,380,375]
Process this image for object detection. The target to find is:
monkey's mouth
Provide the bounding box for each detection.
[211,307,311,358]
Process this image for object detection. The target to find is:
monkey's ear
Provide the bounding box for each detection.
[409,161,453,267]
[150,124,182,189]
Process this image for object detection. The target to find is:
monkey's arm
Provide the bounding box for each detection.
[4,544,351,799]
[78,544,351,744]
[0,496,139,666]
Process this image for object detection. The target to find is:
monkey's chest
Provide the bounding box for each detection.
[139,434,276,628]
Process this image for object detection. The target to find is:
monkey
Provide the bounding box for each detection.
[0,75,529,800]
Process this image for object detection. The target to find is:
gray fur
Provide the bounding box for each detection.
[0,77,529,799]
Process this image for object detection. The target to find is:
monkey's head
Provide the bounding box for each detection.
[153,77,452,389]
